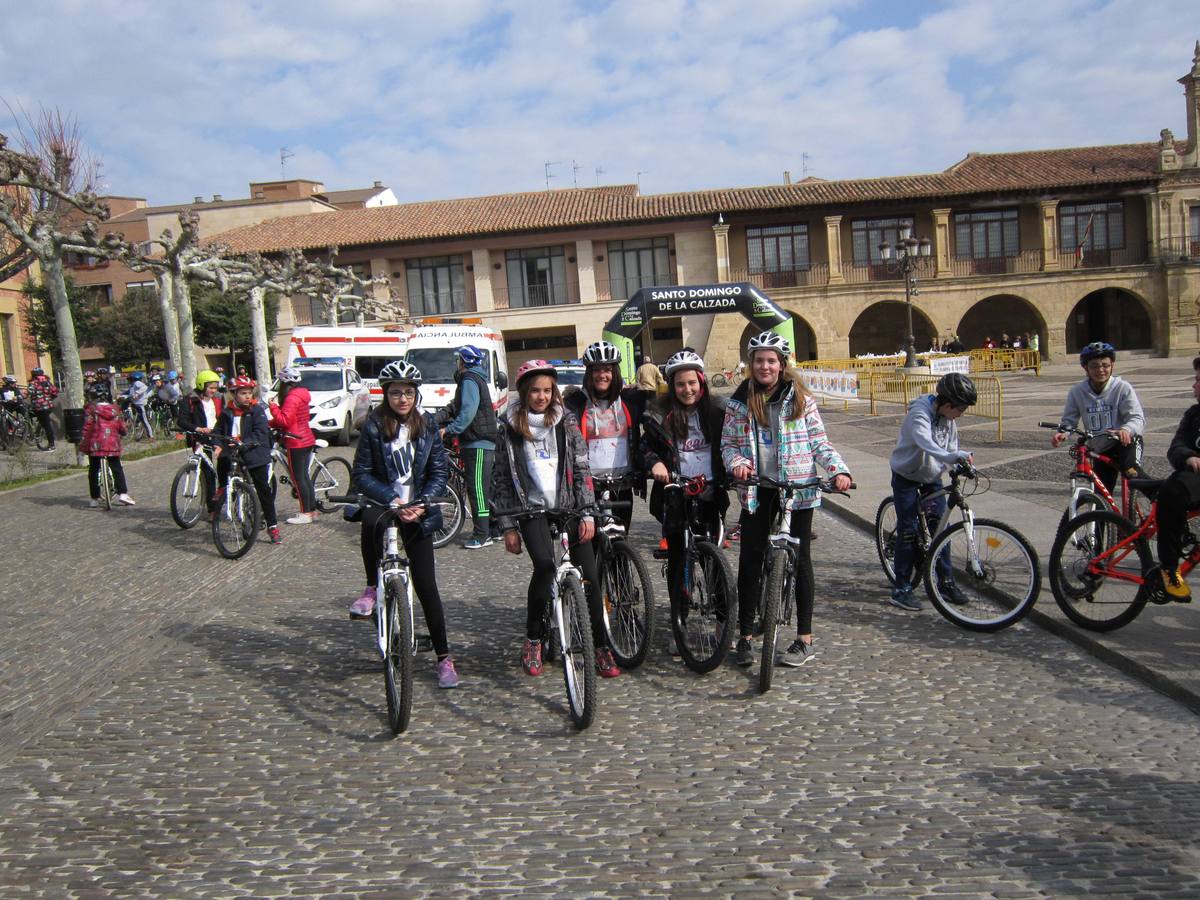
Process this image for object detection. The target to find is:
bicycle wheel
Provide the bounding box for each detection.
[710,373,728,388]
[673,540,737,674]
[923,518,1040,632]
[601,540,656,670]
[556,573,596,729]
[874,496,928,589]
[1049,509,1150,631]
[431,477,466,549]
[759,550,795,693]
[312,455,353,512]
[1054,489,1105,547]
[170,460,205,529]
[100,458,114,511]
[382,575,415,735]
[212,480,261,559]
[32,419,50,451]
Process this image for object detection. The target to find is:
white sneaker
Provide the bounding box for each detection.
[286,512,313,525]
[88,499,99,509]
[117,494,136,506]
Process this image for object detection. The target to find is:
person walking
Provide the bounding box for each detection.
[636,354,665,401]
[437,345,500,548]
[80,379,134,507]
[26,367,58,451]
[269,366,319,526]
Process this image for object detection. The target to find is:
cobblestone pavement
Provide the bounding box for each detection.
[2,448,1200,896]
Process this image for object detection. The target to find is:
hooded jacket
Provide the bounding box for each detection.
[214,400,272,469]
[80,402,126,456]
[268,386,316,450]
[351,409,447,537]
[890,394,970,483]
[564,384,647,486]
[641,394,729,523]
[1057,374,1144,436]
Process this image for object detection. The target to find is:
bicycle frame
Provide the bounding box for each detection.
[911,468,988,582]
[377,522,414,660]
[1043,423,1145,523]
[1085,504,1200,587]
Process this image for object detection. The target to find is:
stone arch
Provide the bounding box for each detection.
[1065,287,1153,353]
[737,311,817,361]
[957,294,1048,354]
[848,301,935,357]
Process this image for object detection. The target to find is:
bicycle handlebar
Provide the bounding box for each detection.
[492,506,592,524]
[329,493,452,510]
[731,474,857,495]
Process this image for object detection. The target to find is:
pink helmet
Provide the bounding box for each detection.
[515,359,557,387]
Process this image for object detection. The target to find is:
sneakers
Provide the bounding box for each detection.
[889,585,922,611]
[286,512,313,525]
[268,525,283,544]
[779,639,815,667]
[521,639,544,676]
[1162,567,1192,601]
[349,587,377,619]
[116,494,136,506]
[735,638,754,667]
[88,498,99,508]
[437,656,460,689]
[463,536,494,549]
[595,648,621,678]
[938,581,970,606]
[667,636,681,657]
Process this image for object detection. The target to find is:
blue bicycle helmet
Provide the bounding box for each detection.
[1079,341,1116,366]
[131,371,145,381]
[457,345,485,367]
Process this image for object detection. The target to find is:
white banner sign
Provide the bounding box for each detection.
[801,369,859,400]
[928,355,970,374]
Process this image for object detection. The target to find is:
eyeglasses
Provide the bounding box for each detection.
[387,388,418,399]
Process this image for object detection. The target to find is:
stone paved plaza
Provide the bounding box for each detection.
[2,429,1200,898]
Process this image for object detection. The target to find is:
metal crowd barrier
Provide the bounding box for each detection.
[865,372,1005,440]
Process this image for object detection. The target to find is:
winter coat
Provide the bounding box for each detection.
[564,385,647,488]
[641,395,729,524]
[491,406,595,534]
[351,410,447,537]
[177,392,224,436]
[890,395,971,484]
[439,365,498,448]
[80,402,127,457]
[214,401,272,469]
[721,378,849,513]
[27,377,58,412]
[268,386,316,450]
[1168,404,1200,472]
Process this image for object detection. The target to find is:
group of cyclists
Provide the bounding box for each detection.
[2,368,59,451]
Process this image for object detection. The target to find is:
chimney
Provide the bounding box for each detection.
[212,194,223,202]
[783,170,791,184]
[193,196,203,204]
[374,180,383,188]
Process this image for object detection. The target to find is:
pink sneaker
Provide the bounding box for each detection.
[349,587,377,619]
[437,657,459,689]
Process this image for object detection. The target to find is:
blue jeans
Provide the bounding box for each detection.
[891,471,952,589]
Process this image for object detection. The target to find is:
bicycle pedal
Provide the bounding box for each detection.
[652,548,669,560]
[416,634,434,652]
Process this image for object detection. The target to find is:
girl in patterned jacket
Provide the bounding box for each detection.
[721,331,852,670]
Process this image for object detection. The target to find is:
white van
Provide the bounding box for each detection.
[286,326,410,400]
[402,321,508,414]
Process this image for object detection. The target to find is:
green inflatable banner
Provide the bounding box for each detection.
[601,282,795,382]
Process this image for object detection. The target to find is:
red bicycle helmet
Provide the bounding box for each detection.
[229,375,256,390]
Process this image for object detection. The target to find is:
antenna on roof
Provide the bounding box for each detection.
[801,152,813,179]
[636,171,649,192]
[572,160,584,188]
[280,147,295,178]
[595,166,605,186]
[544,161,561,191]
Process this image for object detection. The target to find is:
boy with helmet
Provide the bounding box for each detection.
[1,374,25,413]
[26,367,58,451]
[436,344,500,548]
[125,370,153,440]
[564,339,647,531]
[887,371,978,612]
[213,375,281,544]
[349,359,459,688]
[177,369,225,514]
[1050,341,1145,492]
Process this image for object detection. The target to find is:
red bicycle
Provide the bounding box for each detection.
[1040,422,1148,541]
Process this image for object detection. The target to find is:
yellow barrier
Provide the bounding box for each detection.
[866,372,1004,441]
[968,348,1040,376]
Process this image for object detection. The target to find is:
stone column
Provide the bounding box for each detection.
[471,248,494,311]
[932,208,952,277]
[825,215,845,284]
[1040,200,1060,270]
[712,222,731,282]
[576,239,597,303]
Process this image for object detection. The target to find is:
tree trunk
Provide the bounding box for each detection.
[326,297,338,327]
[154,269,182,372]
[248,286,272,384]
[171,270,199,393]
[40,254,85,409]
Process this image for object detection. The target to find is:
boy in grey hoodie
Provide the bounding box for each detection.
[887,373,977,611]
[1050,341,1144,492]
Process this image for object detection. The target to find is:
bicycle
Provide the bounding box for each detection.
[495,505,598,730]
[96,456,116,511]
[268,431,353,513]
[708,366,745,389]
[209,433,262,560]
[653,473,737,673]
[592,476,656,670]
[430,443,467,549]
[873,461,1041,632]
[148,398,176,435]
[1038,421,1148,540]
[735,475,852,693]
[0,405,50,451]
[332,492,449,735]
[119,398,152,442]
[171,433,219,528]
[1048,478,1196,631]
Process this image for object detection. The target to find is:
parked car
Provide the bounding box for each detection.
[266,357,371,445]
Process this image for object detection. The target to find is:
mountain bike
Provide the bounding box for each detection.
[171,434,219,528]
[593,476,655,670]
[0,405,50,451]
[431,443,467,549]
[709,365,745,388]
[333,493,449,735]
[495,505,598,730]
[1039,421,1148,541]
[210,434,261,560]
[1048,477,1197,631]
[268,431,353,513]
[97,456,116,511]
[119,398,152,442]
[653,474,737,673]
[873,461,1041,631]
[735,475,852,693]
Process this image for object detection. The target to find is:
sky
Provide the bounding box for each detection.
[0,0,1194,207]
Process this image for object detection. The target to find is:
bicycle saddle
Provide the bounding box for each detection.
[1126,477,1163,500]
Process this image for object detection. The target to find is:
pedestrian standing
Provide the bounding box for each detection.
[636,354,665,401]
[26,367,58,451]
[269,366,319,525]
[437,345,500,548]
[80,380,134,507]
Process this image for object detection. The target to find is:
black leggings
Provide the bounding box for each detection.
[87,456,127,498]
[737,489,814,638]
[217,459,278,527]
[285,446,317,513]
[518,516,605,648]
[664,498,722,612]
[32,409,55,446]
[360,506,450,657]
[1157,469,1200,573]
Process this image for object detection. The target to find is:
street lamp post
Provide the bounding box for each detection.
[878,225,933,368]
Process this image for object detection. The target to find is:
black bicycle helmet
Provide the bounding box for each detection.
[936,372,977,407]
[1079,341,1116,366]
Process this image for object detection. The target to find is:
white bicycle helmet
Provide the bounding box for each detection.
[746,330,791,358]
[664,350,705,377]
[379,360,423,385]
[582,340,622,365]
[278,366,302,383]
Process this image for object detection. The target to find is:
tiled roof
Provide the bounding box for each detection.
[212,142,1174,254]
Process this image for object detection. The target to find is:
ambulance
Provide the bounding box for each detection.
[286,326,411,399]
[401,320,509,414]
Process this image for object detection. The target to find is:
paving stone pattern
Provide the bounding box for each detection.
[1,449,1199,896]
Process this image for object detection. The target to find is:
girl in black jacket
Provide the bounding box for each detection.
[1158,357,1200,601]
[214,376,280,544]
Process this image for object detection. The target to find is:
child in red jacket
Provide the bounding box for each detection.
[268,366,319,524]
[80,384,134,507]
